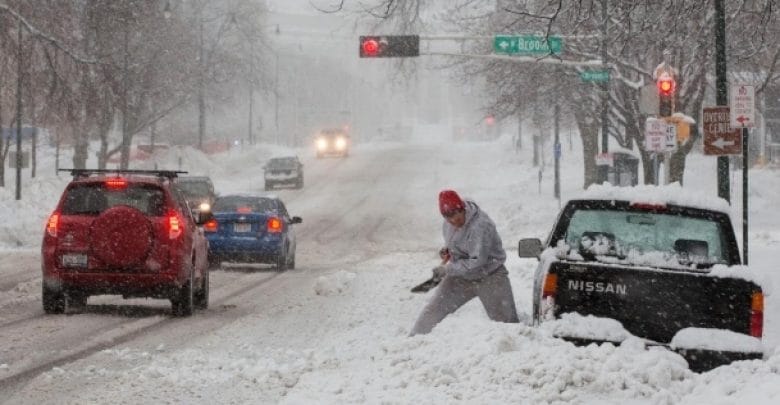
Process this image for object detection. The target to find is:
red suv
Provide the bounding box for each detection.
[41,169,210,316]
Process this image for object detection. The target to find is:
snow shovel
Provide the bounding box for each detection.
[410,252,449,293]
[410,274,442,293]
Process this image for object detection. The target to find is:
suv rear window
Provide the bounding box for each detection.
[61,184,166,216]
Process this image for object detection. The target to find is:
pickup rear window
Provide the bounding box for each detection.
[563,209,728,267]
[61,184,166,216]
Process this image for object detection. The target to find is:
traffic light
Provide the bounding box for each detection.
[657,75,675,96]
[359,35,420,58]
[657,73,676,117]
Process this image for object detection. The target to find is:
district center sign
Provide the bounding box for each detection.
[703,106,741,155]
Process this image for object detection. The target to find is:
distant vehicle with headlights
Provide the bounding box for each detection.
[315,128,350,158]
[175,175,216,214]
[264,156,303,190]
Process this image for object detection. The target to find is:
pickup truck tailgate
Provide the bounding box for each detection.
[551,261,761,343]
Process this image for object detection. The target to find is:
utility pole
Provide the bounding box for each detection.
[198,13,205,150]
[554,104,561,207]
[274,25,280,145]
[15,18,23,200]
[598,0,609,184]
[120,26,130,170]
[714,0,730,202]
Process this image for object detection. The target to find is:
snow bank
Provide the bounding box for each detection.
[581,182,732,214]
[314,271,357,296]
[671,328,764,353]
[542,313,632,343]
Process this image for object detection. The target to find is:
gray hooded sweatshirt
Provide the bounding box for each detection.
[442,200,506,280]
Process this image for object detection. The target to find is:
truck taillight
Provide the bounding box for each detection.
[168,211,183,239]
[46,213,60,237]
[542,274,558,298]
[267,217,283,233]
[751,291,764,338]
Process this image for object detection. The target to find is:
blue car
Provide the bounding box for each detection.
[205,195,302,270]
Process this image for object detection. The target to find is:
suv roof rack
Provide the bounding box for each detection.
[59,169,188,179]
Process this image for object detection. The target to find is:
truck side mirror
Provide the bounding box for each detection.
[518,238,543,258]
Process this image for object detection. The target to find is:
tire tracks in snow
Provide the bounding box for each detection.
[0,269,287,396]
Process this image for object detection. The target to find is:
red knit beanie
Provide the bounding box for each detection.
[439,190,465,216]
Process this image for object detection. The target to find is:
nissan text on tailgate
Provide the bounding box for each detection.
[517,184,765,372]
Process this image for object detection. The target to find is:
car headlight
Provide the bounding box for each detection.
[316,138,328,150]
[199,202,211,212]
[335,137,347,149]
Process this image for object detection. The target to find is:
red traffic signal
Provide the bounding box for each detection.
[361,38,380,57]
[657,75,675,96]
[359,35,420,58]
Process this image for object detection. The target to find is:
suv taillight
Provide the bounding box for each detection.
[267,217,283,233]
[46,213,60,237]
[204,218,218,233]
[168,210,183,239]
[751,291,764,338]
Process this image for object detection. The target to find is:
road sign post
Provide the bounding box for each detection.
[728,85,754,265]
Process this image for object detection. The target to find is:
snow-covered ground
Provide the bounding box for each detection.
[1,132,780,404]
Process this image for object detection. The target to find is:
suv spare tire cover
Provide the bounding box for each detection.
[90,205,153,267]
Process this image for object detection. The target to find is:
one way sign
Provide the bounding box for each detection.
[730,84,755,128]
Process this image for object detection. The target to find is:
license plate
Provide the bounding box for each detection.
[61,253,88,268]
[234,223,251,233]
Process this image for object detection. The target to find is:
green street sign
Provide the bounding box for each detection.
[493,35,563,55]
[580,70,610,82]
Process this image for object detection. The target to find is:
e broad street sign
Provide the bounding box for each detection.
[493,35,562,56]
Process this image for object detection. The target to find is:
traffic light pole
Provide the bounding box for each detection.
[742,127,749,264]
[599,0,609,184]
[554,104,561,207]
[715,0,730,203]
[15,19,23,201]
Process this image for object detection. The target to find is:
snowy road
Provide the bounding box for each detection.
[2,139,780,404]
[0,142,457,401]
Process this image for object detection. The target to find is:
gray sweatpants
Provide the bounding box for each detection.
[410,266,519,336]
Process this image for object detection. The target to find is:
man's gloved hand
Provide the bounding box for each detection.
[439,248,451,263]
[431,265,447,280]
